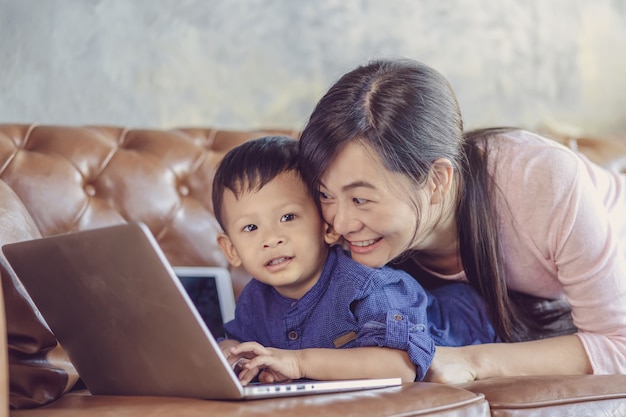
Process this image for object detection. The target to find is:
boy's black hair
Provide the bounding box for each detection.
[212,135,299,232]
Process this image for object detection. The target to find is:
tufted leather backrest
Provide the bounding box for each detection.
[0,124,298,288]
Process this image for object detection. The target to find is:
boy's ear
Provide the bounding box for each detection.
[216,233,242,267]
[323,223,342,246]
[429,158,454,204]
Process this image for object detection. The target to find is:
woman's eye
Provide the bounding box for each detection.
[242,224,257,232]
[319,191,330,201]
[281,213,296,222]
[353,198,368,205]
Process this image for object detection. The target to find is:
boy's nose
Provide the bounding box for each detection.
[263,238,285,248]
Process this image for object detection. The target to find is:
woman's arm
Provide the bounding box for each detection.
[485,135,626,376]
[230,342,416,385]
[296,346,416,382]
[426,334,592,384]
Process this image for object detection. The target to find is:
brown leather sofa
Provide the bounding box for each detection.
[1,123,626,417]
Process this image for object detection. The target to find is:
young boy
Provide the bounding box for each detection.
[212,136,496,385]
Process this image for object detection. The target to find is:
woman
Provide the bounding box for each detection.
[298,58,626,383]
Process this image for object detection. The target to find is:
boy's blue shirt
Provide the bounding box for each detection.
[224,245,496,381]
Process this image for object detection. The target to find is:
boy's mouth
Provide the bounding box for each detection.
[266,256,293,267]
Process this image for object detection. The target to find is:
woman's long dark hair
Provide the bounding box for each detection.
[299,58,534,342]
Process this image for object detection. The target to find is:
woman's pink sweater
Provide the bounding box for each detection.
[432,130,626,374]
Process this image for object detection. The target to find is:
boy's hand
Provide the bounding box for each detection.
[230,341,304,385]
[218,339,248,369]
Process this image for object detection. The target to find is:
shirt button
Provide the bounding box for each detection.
[288,331,298,340]
[178,184,190,196]
[84,184,96,197]
[393,314,403,321]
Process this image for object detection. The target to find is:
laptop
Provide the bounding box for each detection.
[2,222,401,400]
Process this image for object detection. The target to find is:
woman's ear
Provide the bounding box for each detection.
[323,223,342,246]
[429,158,454,204]
[216,233,243,267]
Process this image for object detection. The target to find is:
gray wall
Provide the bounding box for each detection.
[1,0,625,135]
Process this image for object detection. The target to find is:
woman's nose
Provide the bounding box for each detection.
[326,205,359,236]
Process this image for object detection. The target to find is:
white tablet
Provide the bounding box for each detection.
[173,266,236,339]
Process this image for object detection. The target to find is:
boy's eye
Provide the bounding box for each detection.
[242,224,257,232]
[280,213,296,222]
[319,191,330,201]
[353,198,368,205]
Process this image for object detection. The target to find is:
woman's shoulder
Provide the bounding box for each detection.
[488,129,577,161]
[485,129,583,189]
[484,130,590,246]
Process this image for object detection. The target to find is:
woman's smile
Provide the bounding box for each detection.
[349,238,380,247]
[347,237,383,254]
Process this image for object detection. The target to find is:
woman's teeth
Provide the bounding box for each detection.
[351,239,377,247]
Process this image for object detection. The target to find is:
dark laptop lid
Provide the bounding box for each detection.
[2,222,245,399]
